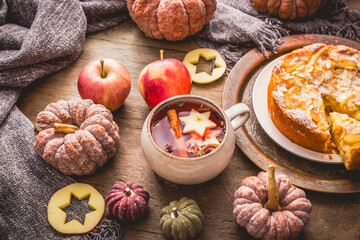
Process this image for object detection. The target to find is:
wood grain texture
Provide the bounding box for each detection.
[17,2,360,239]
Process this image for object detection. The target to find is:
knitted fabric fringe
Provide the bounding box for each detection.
[196,0,360,71]
[83,219,123,240]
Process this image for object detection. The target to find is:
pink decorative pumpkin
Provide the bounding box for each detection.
[233,166,312,239]
[105,182,150,222]
[126,0,217,41]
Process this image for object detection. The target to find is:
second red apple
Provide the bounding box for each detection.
[78,58,131,112]
[138,51,191,109]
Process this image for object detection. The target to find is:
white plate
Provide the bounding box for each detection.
[252,56,343,164]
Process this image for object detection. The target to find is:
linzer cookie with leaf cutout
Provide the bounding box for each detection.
[33,98,120,175]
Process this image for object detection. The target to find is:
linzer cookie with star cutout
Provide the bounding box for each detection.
[150,101,226,158]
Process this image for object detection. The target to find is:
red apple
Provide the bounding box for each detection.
[77,58,131,111]
[138,50,191,109]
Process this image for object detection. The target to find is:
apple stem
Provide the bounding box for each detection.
[160,50,164,60]
[100,59,105,78]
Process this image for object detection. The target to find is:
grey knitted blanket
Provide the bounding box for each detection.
[0,0,128,239]
[0,0,359,239]
[197,0,360,69]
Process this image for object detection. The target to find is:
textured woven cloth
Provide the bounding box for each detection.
[197,0,360,69]
[0,0,128,239]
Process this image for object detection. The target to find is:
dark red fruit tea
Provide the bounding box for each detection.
[151,101,226,158]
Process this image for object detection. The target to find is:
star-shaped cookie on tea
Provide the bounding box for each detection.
[179,109,217,137]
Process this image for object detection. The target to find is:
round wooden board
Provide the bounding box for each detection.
[222,34,360,193]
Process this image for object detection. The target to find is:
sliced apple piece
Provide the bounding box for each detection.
[47,183,105,234]
[183,48,227,84]
[179,109,217,137]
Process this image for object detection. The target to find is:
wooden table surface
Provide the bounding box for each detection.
[18,2,360,239]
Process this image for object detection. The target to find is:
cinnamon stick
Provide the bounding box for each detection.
[167,109,182,139]
[167,109,188,158]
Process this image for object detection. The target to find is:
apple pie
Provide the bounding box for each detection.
[268,43,360,170]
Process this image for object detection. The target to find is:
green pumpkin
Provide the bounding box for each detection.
[160,197,204,240]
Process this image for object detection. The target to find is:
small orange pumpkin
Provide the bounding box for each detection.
[251,0,328,20]
[126,0,217,41]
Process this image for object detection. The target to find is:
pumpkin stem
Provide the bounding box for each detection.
[160,50,164,60]
[171,207,179,218]
[100,59,105,78]
[264,165,282,212]
[53,123,79,134]
[125,187,131,196]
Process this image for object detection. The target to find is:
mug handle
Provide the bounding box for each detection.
[225,103,250,131]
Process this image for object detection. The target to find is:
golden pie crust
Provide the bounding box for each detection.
[268,43,360,170]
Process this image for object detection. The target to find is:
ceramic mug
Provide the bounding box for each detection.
[141,95,250,185]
